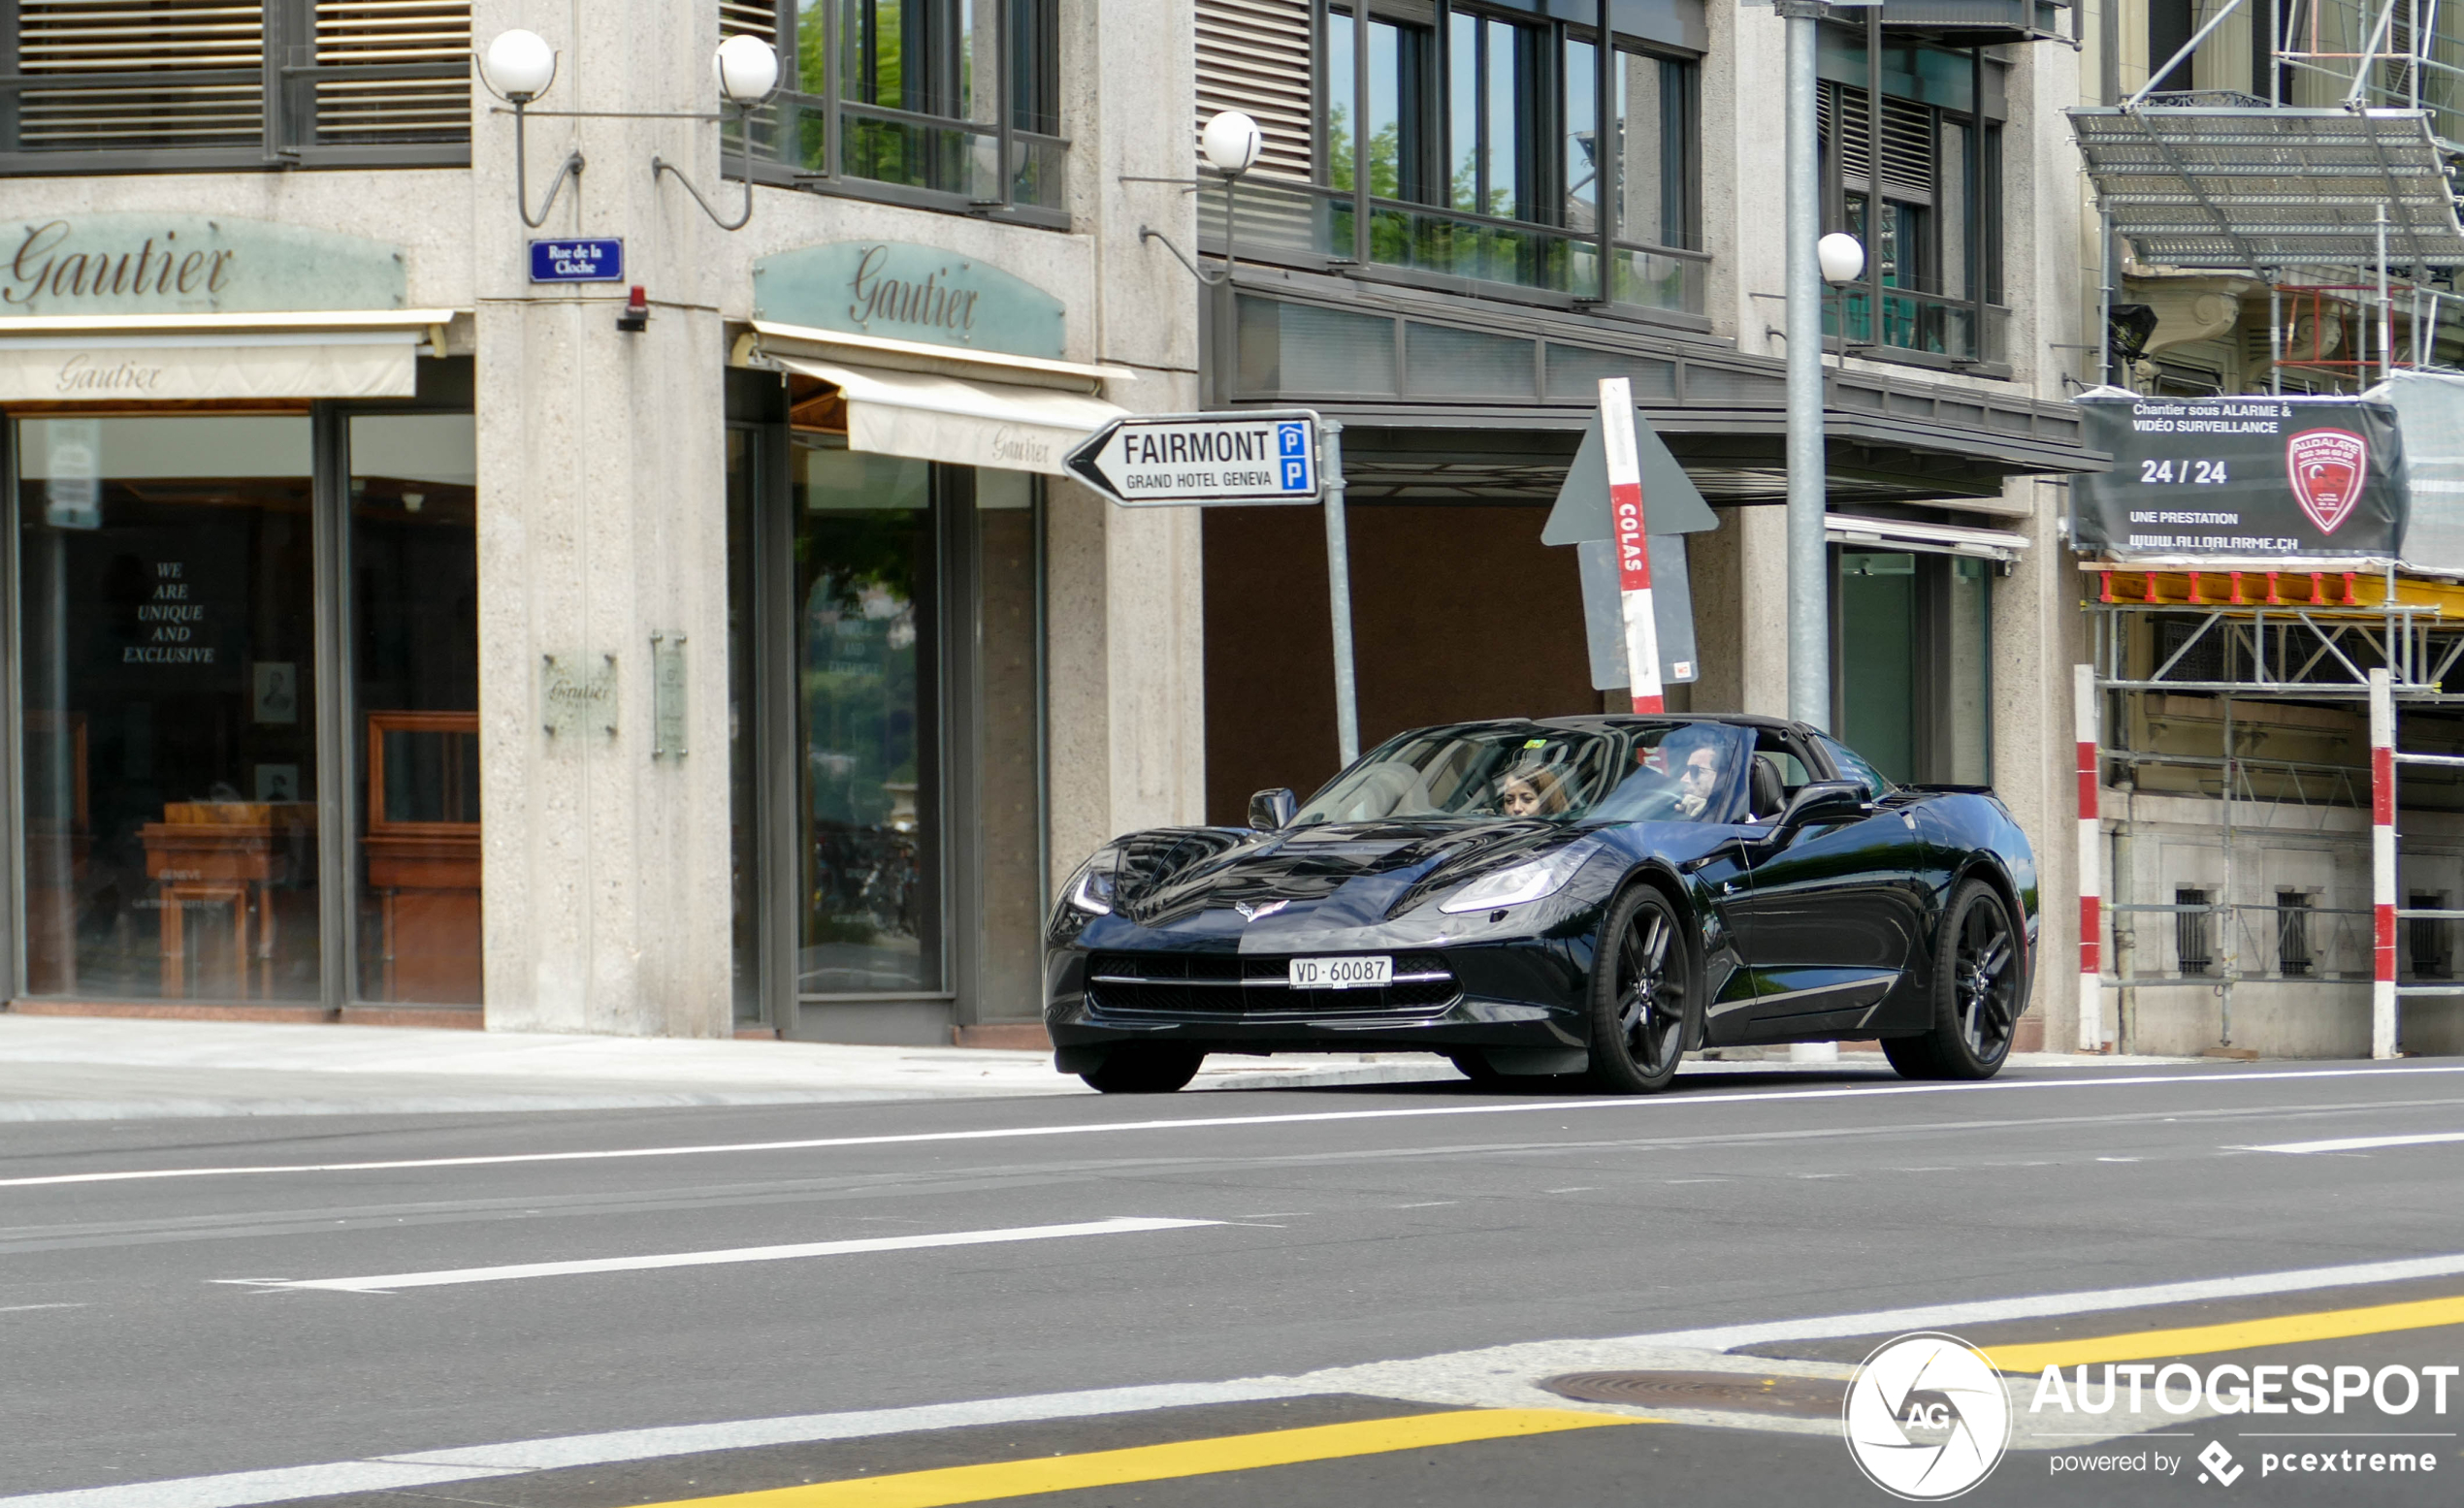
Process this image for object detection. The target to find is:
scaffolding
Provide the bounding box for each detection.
[2080,569,2464,1055]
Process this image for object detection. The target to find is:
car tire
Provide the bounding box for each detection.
[1897,878,2023,1081]
[1079,1045,1204,1094]
[1879,1035,1941,1078]
[1585,884,1693,1095]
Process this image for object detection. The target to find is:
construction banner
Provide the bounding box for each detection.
[2072,393,2404,560]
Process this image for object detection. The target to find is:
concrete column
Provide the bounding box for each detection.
[1041,0,1207,886]
[1996,39,2087,1050]
[472,0,732,1036]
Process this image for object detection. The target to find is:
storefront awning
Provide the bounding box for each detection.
[768,355,1129,477]
[1826,513,2032,562]
[0,311,455,402]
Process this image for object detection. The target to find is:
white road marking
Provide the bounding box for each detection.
[0,1382,1306,1508]
[9,1064,2464,1191]
[1624,1248,2464,1351]
[0,1303,83,1313]
[214,1216,1222,1295]
[29,1244,2464,1508]
[2234,1130,2464,1155]
[2096,1156,2141,1163]
[1392,1202,1458,1208]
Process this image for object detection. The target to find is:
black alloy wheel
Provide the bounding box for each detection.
[1887,879,2021,1080]
[1587,885,1692,1094]
[1080,1044,1205,1094]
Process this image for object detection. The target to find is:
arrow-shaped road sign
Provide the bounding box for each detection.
[1065,411,1322,505]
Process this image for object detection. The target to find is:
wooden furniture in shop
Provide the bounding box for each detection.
[365,711,482,1004]
[139,801,315,999]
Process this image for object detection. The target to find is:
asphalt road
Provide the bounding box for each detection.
[6,1057,2464,1506]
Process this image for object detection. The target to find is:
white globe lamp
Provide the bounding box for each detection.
[1201,111,1265,176]
[482,28,557,103]
[1818,232,1866,287]
[715,34,780,106]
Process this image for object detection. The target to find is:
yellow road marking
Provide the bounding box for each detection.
[631,1408,1648,1508]
[1986,1295,2464,1374]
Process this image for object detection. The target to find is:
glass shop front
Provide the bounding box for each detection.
[725,373,1049,1043]
[6,363,480,1015]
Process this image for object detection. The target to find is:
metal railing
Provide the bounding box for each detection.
[742,91,1069,218]
[1827,284,2010,366]
[1199,176,1709,318]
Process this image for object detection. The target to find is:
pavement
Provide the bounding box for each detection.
[0,1012,2199,1121]
[7,1050,2460,1505]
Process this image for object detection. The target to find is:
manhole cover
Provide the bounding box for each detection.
[1540,1370,1846,1416]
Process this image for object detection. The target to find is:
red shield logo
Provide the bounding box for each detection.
[2286,429,2368,534]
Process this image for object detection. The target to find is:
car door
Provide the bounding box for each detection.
[1728,732,1933,1040]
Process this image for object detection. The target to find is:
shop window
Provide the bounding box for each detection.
[0,1,472,172]
[794,440,943,995]
[16,416,324,1002]
[725,408,1049,1031]
[1832,548,1991,787]
[734,0,1066,218]
[1308,0,1703,313]
[349,415,480,1006]
[12,400,479,1011]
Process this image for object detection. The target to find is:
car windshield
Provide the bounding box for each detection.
[1289,722,1754,825]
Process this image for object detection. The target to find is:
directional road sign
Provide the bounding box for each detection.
[1065,411,1320,505]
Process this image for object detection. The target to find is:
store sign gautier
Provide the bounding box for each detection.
[753,241,1066,360]
[3,214,408,316]
[0,215,416,401]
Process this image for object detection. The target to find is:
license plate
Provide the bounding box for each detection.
[1287,955,1392,990]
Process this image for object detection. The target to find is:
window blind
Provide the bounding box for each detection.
[1196,0,1312,179]
[15,0,266,151]
[1822,83,1934,204]
[312,1,470,145]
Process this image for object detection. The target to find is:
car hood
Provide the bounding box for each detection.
[1104,819,1587,941]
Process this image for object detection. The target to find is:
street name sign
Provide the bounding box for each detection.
[1066,412,1320,505]
[530,239,625,283]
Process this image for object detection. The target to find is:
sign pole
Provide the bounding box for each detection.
[1599,379,1665,712]
[1781,0,1831,731]
[1323,421,1360,766]
[2372,666,2398,1059]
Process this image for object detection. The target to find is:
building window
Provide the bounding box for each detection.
[2410,891,2450,978]
[12,392,480,1009]
[0,1,473,172]
[1815,36,2005,367]
[2275,889,2313,977]
[2176,887,2216,976]
[1311,0,1703,313]
[737,0,1067,220]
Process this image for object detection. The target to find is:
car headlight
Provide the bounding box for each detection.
[1060,847,1121,915]
[1437,840,1600,914]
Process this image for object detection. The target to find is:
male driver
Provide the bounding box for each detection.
[1673,742,1723,818]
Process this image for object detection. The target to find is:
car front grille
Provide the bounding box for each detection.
[1084,951,1460,1021]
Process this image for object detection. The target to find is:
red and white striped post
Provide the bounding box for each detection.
[2075,663,2103,1052]
[2371,666,2398,1059]
[1600,377,1665,713]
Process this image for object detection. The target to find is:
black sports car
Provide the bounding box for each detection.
[1046,715,2037,1094]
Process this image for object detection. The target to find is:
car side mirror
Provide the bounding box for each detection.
[1778,779,1867,829]
[1248,787,1297,832]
